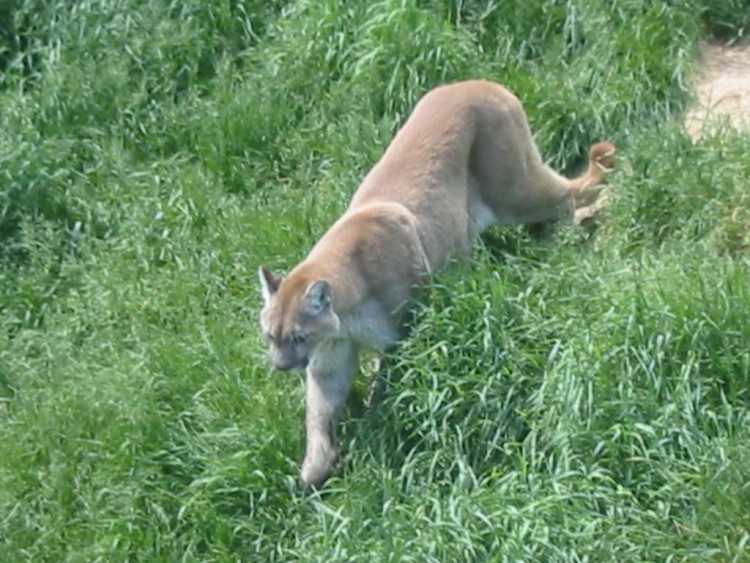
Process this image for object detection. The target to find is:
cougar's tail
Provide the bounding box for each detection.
[568,141,616,207]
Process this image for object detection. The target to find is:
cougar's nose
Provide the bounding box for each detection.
[272,349,307,371]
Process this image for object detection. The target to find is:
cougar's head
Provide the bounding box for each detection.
[258,266,341,371]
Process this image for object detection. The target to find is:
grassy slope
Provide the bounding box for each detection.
[1,0,749,560]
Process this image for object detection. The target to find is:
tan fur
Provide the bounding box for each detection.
[259,80,616,488]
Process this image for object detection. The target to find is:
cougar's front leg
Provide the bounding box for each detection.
[300,339,358,489]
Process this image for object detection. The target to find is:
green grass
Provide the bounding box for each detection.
[2,0,750,560]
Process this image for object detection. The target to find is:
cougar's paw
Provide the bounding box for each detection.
[299,450,338,490]
[574,205,601,226]
[574,192,610,227]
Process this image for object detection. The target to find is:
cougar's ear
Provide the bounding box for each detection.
[304,280,333,316]
[259,266,283,303]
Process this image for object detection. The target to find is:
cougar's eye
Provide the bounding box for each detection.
[264,332,276,344]
[292,332,308,345]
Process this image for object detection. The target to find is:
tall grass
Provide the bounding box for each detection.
[1,0,749,560]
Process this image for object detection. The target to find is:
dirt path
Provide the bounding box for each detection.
[685,39,750,139]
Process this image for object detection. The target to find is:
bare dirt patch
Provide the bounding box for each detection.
[685,39,750,139]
